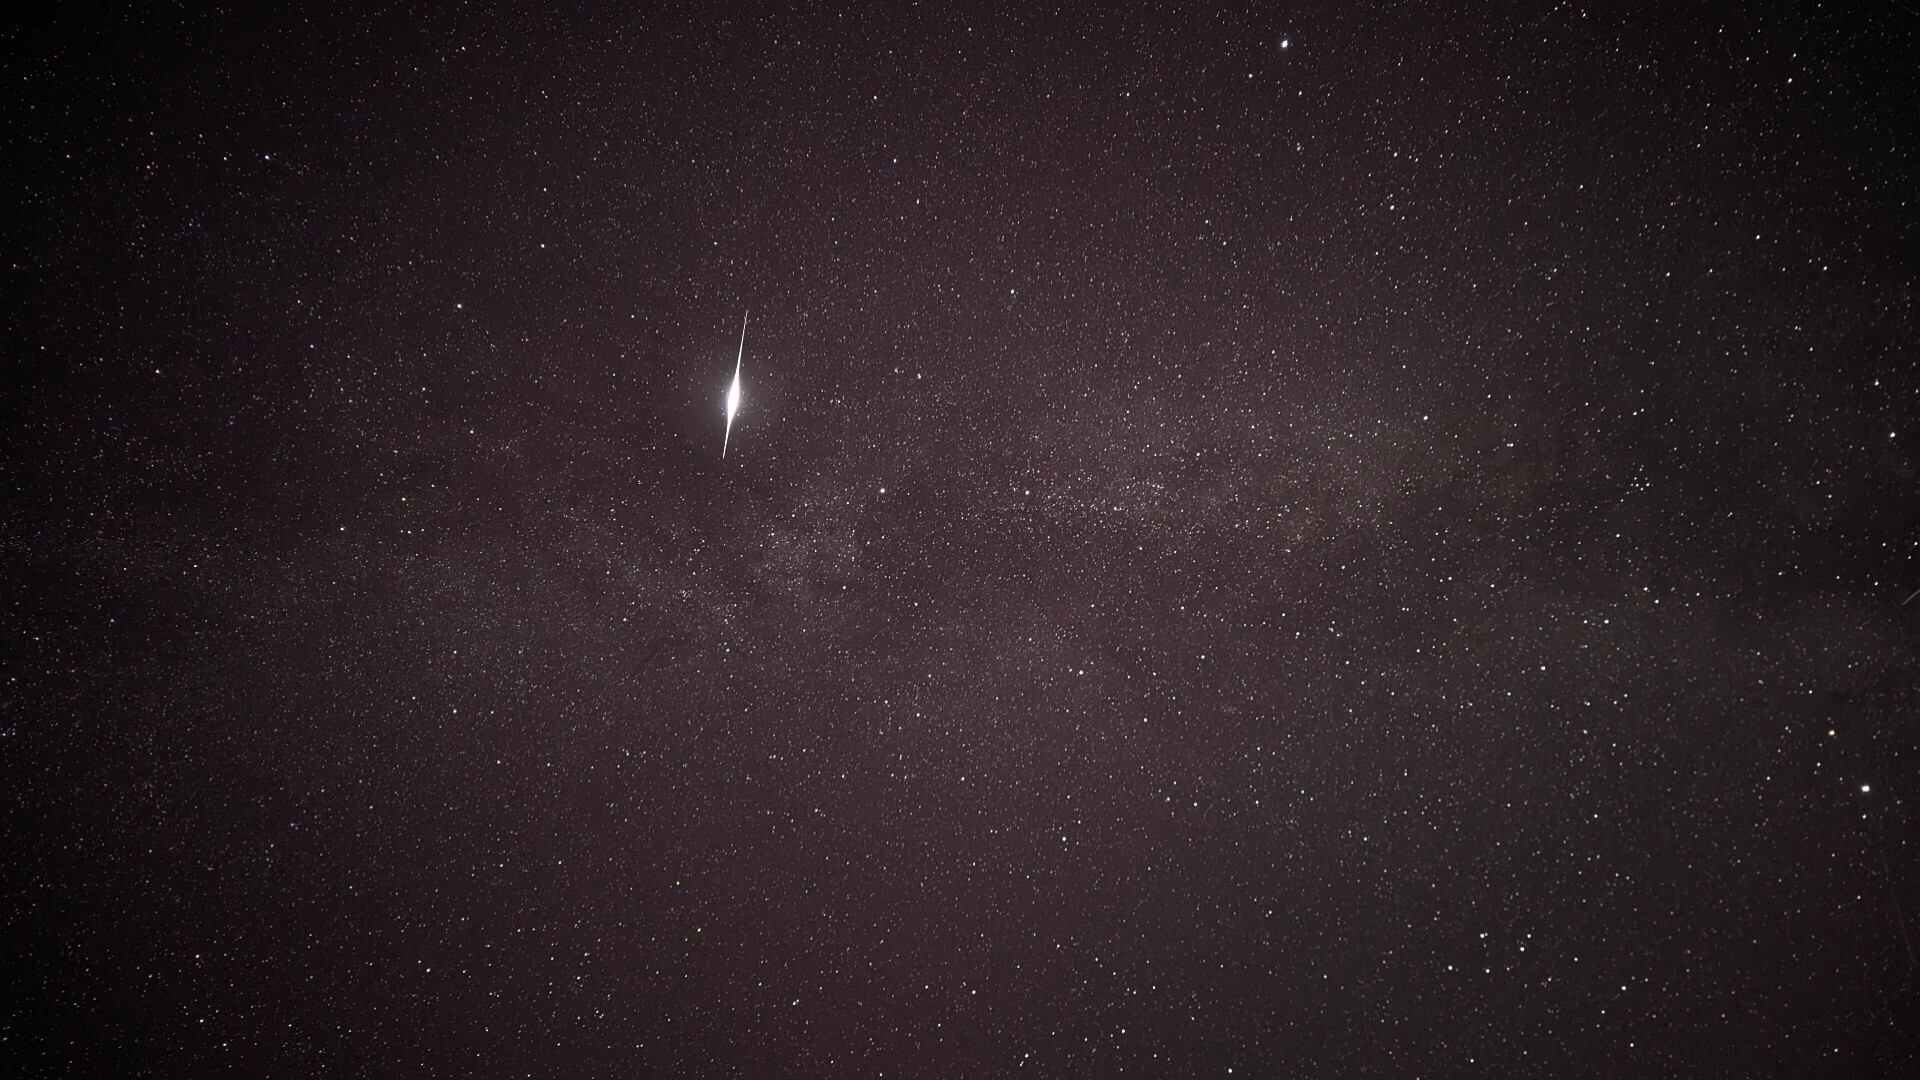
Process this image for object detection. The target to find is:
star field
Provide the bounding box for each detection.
[5,3,1918,1076]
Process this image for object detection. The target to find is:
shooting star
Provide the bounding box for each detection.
[722,310,747,458]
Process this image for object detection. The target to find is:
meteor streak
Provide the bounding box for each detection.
[722,311,747,458]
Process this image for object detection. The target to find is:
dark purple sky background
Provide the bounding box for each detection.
[6,2,1918,1075]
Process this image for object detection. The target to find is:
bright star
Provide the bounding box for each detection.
[722,311,747,458]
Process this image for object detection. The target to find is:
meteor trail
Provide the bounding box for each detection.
[722,310,746,458]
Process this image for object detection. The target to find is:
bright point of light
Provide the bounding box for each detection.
[722,311,747,458]
[1861,783,1871,793]
[1280,38,1291,49]
[722,373,742,457]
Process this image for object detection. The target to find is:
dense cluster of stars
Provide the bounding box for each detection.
[5,3,1916,1076]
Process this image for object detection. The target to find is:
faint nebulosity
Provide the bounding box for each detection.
[5,3,1918,1076]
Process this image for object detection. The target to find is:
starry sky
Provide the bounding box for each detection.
[5,2,1919,1076]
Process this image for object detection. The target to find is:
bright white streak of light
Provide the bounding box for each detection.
[723,310,747,458]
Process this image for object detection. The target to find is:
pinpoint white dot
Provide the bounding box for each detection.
[1861,784,1871,793]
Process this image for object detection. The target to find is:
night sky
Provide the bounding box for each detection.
[6,2,1919,1076]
